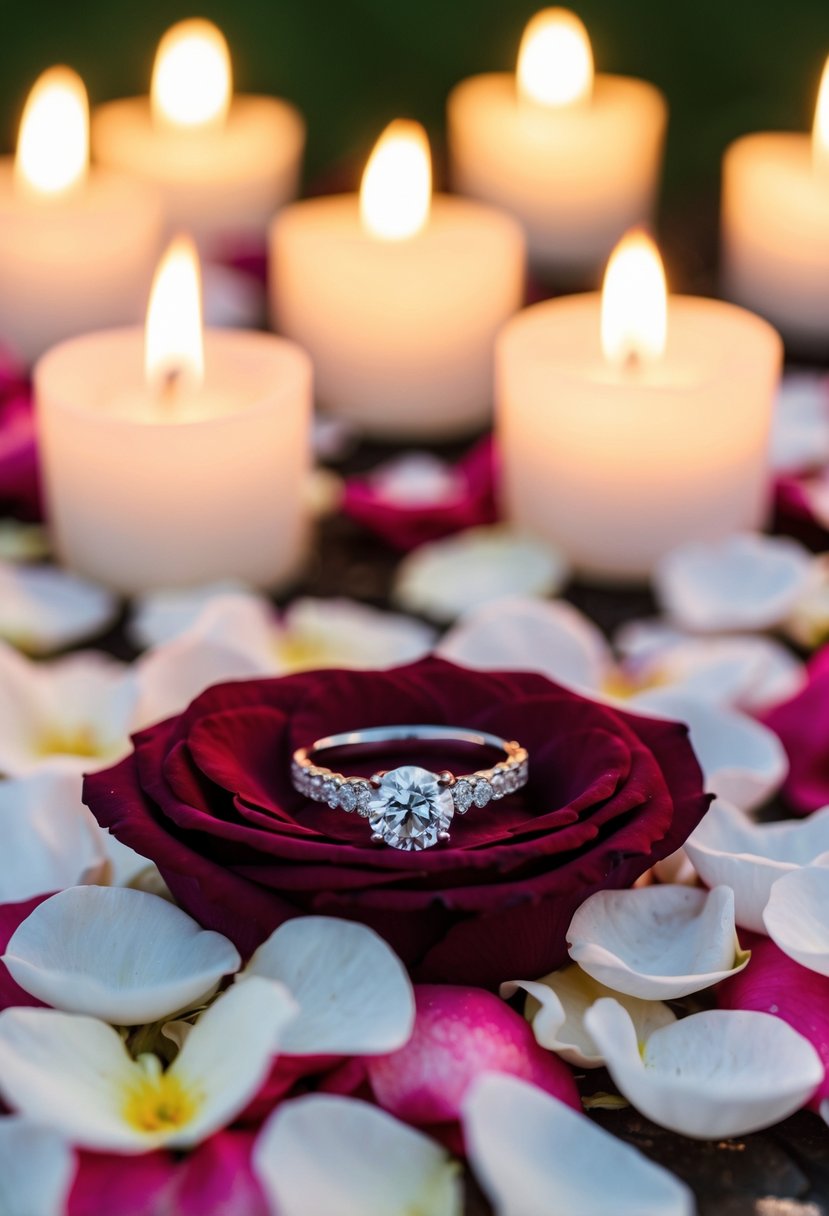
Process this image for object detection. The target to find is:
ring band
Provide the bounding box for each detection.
[291,724,529,852]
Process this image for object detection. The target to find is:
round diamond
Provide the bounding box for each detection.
[473,779,492,808]
[322,778,340,808]
[453,779,474,814]
[368,766,454,851]
[338,782,358,813]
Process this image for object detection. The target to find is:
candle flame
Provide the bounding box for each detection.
[145,235,204,396]
[360,120,432,241]
[813,56,829,171]
[517,8,594,107]
[151,19,232,131]
[15,66,89,198]
[601,230,668,368]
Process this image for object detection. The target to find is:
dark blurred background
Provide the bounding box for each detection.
[2,1,829,282]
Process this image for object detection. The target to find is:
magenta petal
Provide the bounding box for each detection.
[0,894,49,1010]
[762,646,829,815]
[718,934,829,1109]
[69,1133,267,1216]
[342,436,498,552]
[365,984,579,1129]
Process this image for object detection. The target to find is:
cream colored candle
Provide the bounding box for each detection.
[35,237,312,594]
[270,120,525,440]
[447,8,667,283]
[93,19,305,253]
[0,67,163,366]
[722,57,829,352]
[497,232,783,583]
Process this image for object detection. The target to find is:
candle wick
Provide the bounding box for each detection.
[623,348,641,374]
[159,366,183,408]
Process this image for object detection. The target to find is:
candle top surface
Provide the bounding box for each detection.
[499,293,781,390]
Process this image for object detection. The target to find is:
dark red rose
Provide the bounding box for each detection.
[762,645,829,814]
[84,658,709,988]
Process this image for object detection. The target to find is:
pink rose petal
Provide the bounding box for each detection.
[718,933,829,1110]
[762,646,829,815]
[0,895,49,1011]
[365,984,579,1128]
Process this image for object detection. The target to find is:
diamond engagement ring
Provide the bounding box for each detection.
[291,725,529,852]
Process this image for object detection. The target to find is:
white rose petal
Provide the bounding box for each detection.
[0,978,297,1153]
[0,1117,76,1216]
[654,534,814,633]
[632,688,788,811]
[368,451,465,506]
[0,771,108,903]
[239,916,414,1056]
[567,885,748,1000]
[275,598,435,673]
[438,596,609,692]
[253,1094,461,1216]
[770,372,829,474]
[129,581,255,650]
[393,526,569,624]
[501,964,675,1068]
[686,801,829,933]
[463,1073,694,1216]
[3,886,240,1024]
[0,563,117,656]
[763,866,829,976]
[585,999,823,1139]
[0,645,138,777]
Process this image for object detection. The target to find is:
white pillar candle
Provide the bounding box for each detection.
[35,237,312,595]
[721,57,829,353]
[496,231,783,583]
[447,8,667,283]
[92,19,305,254]
[0,67,163,366]
[270,120,525,441]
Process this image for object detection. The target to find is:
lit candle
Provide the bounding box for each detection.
[270,119,525,440]
[0,67,163,365]
[35,236,312,594]
[447,8,667,283]
[92,19,305,253]
[722,56,829,352]
[496,231,783,583]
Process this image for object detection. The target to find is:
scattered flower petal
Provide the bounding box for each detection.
[239,916,414,1056]
[438,597,609,691]
[343,438,498,552]
[501,964,675,1068]
[632,688,788,811]
[762,646,829,814]
[0,771,107,904]
[129,582,254,650]
[3,886,240,1024]
[654,534,814,633]
[0,646,139,776]
[784,554,829,649]
[770,372,829,474]
[365,985,579,1126]
[0,520,49,562]
[253,1094,462,1216]
[718,934,829,1113]
[0,563,117,656]
[0,977,297,1153]
[567,885,747,999]
[463,1072,694,1216]
[393,527,568,623]
[584,998,823,1139]
[763,867,829,976]
[0,1116,75,1216]
[686,800,829,933]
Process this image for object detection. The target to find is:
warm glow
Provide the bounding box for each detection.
[15,66,89,198]
[601,230,668,367]
[813,56,829,171]
[151,18,232,131]
[145,235,204,396]
[517,8,594,107]
[360,120,432,240]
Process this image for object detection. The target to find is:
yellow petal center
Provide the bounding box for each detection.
[123,1057,199,1133]
[601,665,669,701]
[36,723,105,759]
